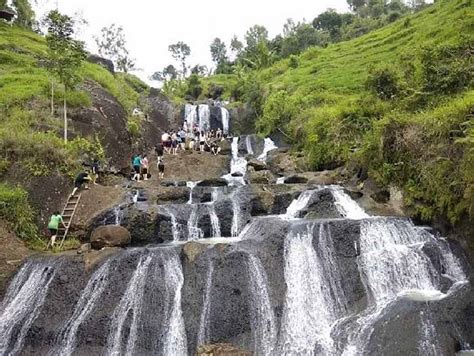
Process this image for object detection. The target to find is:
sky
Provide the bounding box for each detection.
[34,0,349,84]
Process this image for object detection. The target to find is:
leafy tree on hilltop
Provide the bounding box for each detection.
[230,35,244,57]
[210,38,228,66]
[45,10,86,143]
[151,64,178,82]
[169,41,191,77]
[95,24,136,73]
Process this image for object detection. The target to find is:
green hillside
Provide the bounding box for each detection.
[208,0,473,225]
[0,22,147,243]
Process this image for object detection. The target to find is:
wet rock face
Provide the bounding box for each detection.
[156,187,190,205]
[70,80,132,172]
[301,188,343,219]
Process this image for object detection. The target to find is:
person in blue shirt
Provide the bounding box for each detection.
[132,154,142,181]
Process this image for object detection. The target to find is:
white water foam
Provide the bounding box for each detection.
[246,136,254,155]
[221,107,230,134]
[197,260,214,347]
[257,137,277,162]
[247,254,277,356]
[330,186,369,219]
[198,104,210,132]
[106,255,153,356]
[0,260,59,355]
[208,204,222,238]
[57,261,111,356]
[186,181,199,204]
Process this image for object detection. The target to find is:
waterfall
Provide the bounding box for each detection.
[197,260,214,347]
[223,137,247,186]
[164,207,180,241]
[132,191,139,204]
[56,261,111,356]
[185,104,198,133]
[220,107,230,134]
[276,177,285,185]
[418,310,441,356]
[284,189,318,219]
[246,254,277,356]
[211,187,221,202]
[246,136,254,155]
[161,249,187,356]
[113,206,122,225]
[317,224,348,316]
[198,104,210,132]
[257,138,277,162]
[278,223,338,355]
[330,186,369,219]
[0,260,59,355]
[231,188,243,237]
[106,254,153,356]
[188,204,203,240]
[208,204,222,237]
[187,181,198,204]
[359,218,439,302]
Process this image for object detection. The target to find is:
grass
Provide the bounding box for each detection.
[0,21,148,248]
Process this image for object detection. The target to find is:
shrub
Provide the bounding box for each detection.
[366,65,403,100]
[0,184,38,240]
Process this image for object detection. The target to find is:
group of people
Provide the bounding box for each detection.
[160,122,225,154]
[131,154,150,181]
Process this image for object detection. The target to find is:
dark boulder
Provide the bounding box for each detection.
[87,55,114,73]
[284,175,308,184]
[197,178,228,187]
[247,159,267,172]
[90,225,131,249]
[156,187,190,205]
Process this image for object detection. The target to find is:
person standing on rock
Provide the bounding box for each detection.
[72,172,92,196]
[178,128,186,151]
[199,131,206,152]
[161,131,170,154]
[132,154,142,181]
[141,155,149,180]
[92,159,100,185]
[155,143,164,158]
[47,211,66,248]
[216,128,222,140]
[157,156,165,178]
[171,130,178,155]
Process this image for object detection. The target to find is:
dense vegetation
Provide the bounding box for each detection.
[195,0,473,226]
[0,19,147,242]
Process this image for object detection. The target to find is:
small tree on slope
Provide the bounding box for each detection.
[45,10,86,144]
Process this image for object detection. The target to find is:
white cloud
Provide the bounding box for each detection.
[35,0,349,83]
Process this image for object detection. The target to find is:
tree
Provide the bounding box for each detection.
[95,24,135,73]
[245,25,269,51]
[191,64,208,76]
[313,9,343,38]
[186,74,203,100]
[230,35,244,56]
[45,10,86,143]
[151,64,178,82]
[347,0,367,12]
[210,38,228,66]
[168,41,191,77]
[7,0,35,28]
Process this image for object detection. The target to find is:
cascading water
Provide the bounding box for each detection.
[284,189,318,219]
[197,260,214,347]
[231,187,243,237]
[278,223,339,355]
[220,107,230,135]
[106,254,153,356]
[223,137,247,186]
[164,207,180,241]
[198,105,210,132]
[56,261,112,356]
[246,136,254,155]
[0,260,60,355]
[208,204,222,237]
[331,186,369,219]
[187,181,198,204]
[113,206,122,225]
[188,204,203,240]
[257,138,277,162]
[161,249,187,356]
[246,254,277,356]
[185,104,198,133]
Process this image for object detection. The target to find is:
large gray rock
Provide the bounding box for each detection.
[90,225,131,249]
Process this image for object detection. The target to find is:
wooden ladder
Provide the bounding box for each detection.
[58,193,81,248]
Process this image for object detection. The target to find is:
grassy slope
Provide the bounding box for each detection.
[205,0,473,224]
[0,22,148,243]
[260,0,471,95]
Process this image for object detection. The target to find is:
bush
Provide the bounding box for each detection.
[185,74,203,100]
[366,65,403,100]
[289,55,299,69]
[0,184,38,240]
[420,40,473,95]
